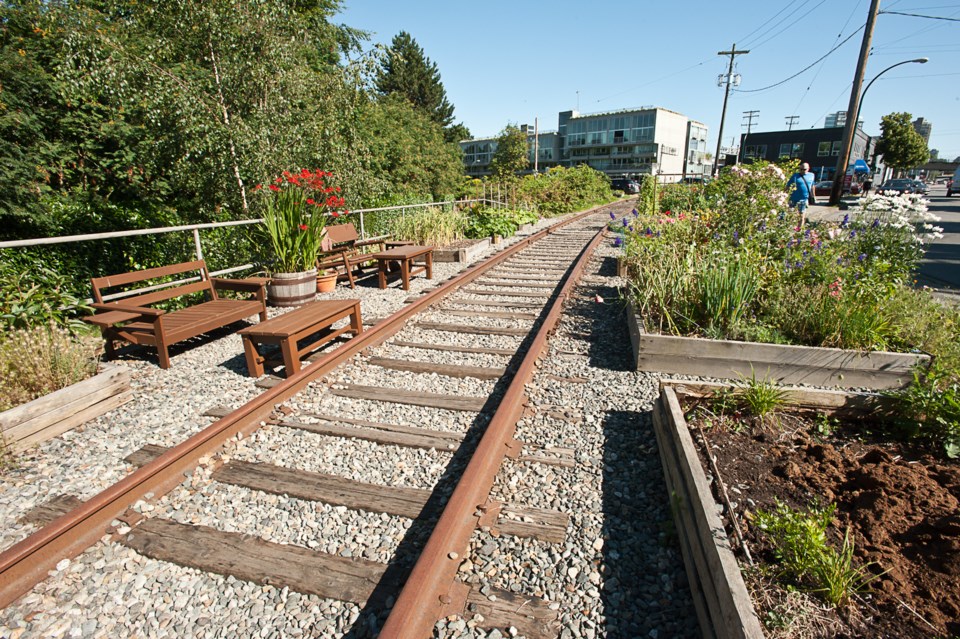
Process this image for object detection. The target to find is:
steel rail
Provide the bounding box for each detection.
[0,205,608,610]
[380,221,607,637]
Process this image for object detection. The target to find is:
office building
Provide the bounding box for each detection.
[460,106,709,182]
[739,126,875,181]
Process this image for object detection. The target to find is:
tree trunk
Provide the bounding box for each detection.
[208,39,249,214]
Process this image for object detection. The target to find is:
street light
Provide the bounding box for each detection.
[830,57,928,203]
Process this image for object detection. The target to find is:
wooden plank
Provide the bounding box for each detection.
[466,584,560,638]
[121,518,396,605]
[440,309,538,320]
[389,341,516,357]
[18,494,84,527]
[282,418,463,451]
[497,504,569,544]
[124,443,169,467]
[298,413,466,445]
[445,300,543,309]
[255,376,283,389]
[661,379,894,414]
[367,357,505,380]
[1,366,130,435]
[628,305,927,390]
[461,289,551,299]
[202,406,232,418]
[329,384,488,412]
[483,274,562,281]
[11,391,133,453]
[415,322,529,336]
[213,460,435,520]
[474,280,557,290]
[656,387,766,639]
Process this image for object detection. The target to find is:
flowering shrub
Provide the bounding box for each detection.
[255,169,345,273]
[621,162,946,351]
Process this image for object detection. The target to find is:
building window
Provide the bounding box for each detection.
[779,142,804,159]
[832,141,842,156]
[818,142,831,157]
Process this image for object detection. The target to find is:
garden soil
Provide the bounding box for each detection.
[690,415,960,638]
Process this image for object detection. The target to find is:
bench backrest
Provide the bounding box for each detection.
[324,223,359,248]
[91,260,215,306]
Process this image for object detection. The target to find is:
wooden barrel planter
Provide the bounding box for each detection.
[626,300,929,390]
[267,268,317,307]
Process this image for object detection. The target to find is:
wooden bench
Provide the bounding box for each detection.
[316,222,390,288]
[238,299,362,377]
[85,260,268,369]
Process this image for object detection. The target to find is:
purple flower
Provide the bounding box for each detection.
[632,208,639,217]
[613,236,623,247]
[609,211,616,220]
[872,218,880,228]
[850,230,857,238]
[837,257,844,265]
[645,227,653,236]
[858,253,866,261]
[733,231,739,241]
[628,225,634,232]
[841,214,849,227]
[622,217,629,227]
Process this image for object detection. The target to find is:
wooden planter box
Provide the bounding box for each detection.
[626,301,928,390]
[0,365,133,453]
[432,238,491,263]
[652,381,766,639]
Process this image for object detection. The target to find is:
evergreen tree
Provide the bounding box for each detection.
[374,31,467,142]
[875,112,929,175]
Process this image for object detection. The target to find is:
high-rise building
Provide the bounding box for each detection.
[912,117,932,144]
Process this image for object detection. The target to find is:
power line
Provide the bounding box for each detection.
[735,25,864,93]
[879,10,960,21]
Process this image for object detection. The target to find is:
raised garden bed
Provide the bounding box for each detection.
[0,364,132,453]
[653,380,959,639]
[626,301,929,390]
[432,238,490,263]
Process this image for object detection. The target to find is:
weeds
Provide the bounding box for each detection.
[737,369,788,421]
[0,324,100,412]
[754,500,880,608]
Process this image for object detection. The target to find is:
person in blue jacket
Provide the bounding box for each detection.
[786,161,816,228]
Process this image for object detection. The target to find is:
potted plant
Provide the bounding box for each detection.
[256,169,345,306]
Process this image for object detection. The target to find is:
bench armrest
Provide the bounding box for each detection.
[355,233,392,249]
[212,277,267,294]
[91,302,165,317]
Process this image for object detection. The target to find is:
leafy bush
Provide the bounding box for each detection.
[885,365,960,458]
[0,256,92,332]
[514,165,614,216]
[0,324,100,412]
[464,206,537,240]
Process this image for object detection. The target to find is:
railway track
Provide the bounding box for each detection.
[0,202,698,638]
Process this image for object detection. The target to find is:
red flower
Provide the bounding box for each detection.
[268,184,280,192]
[331,211,340,217]
[306,198,314,205]
[299,224,308,231]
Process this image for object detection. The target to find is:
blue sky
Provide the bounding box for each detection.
[335,1,960,160]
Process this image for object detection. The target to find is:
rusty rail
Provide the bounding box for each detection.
[0,205,607,610]
[379,222,607,637]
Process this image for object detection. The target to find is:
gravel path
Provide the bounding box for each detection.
[0,204,700,639]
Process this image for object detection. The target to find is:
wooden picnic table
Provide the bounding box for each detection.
[238,299,362,377]
[369,245,434,291]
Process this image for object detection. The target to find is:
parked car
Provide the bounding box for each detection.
[911,180,928,195]
[947,167,960,197]
[813,180,833,196]
[611,177,640,194]
[879,179,921,195]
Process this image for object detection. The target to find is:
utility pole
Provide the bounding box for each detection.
[713,43,748,176]
[739,110,759,163]
[534,117,539,173]
[829,0,881,206]
[785,115,799,130]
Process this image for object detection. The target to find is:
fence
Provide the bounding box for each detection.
[0,199,501,304]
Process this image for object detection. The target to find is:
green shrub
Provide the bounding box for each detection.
[464,206,537,240]
[0,256,92,332]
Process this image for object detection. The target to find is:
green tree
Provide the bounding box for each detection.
[374,31,466,142]
[488,124,529,180]
[358,94,464,203]
[875,112,929,175]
